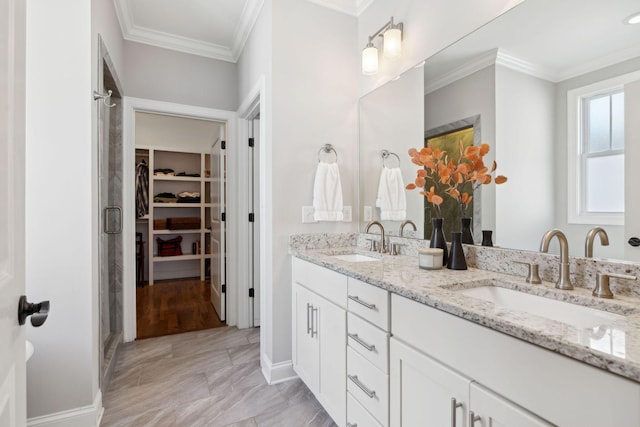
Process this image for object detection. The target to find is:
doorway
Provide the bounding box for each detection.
[122,100,237,342]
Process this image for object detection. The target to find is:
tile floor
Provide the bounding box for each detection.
[101,326,337,427]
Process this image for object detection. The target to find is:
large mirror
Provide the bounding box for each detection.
[359,0,640,261]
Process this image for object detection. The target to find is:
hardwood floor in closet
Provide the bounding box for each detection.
[137,278,225,339]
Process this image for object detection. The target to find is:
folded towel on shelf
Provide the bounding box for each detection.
[313,161,344,221]
[376,166,406,221]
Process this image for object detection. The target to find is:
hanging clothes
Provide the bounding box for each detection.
[135,159,149,218]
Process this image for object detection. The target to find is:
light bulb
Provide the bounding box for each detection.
[624,12,640,24]
[362,44,378,75]
[383,27,402,59]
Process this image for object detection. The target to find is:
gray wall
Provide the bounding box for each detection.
[124,41,238,111]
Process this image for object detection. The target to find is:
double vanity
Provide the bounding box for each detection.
[290,233,640,426]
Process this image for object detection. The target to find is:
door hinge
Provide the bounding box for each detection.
[221,140,226,150]
[222,284,226,293]
[249,213,254,222]
[221,212,226,222]
[249,288,255,298]
[248,137,254,147]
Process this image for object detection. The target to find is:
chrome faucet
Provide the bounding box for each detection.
[399,220,417,237]
[585,226,609,258]
[365,220,387,253]
[539,229,573,290]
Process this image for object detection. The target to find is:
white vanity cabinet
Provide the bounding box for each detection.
[391,293,640,427]
[292,258,347,426]
[390,338,470,426]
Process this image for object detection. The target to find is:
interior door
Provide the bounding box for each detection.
[0,0,27,424]
[625,79,640,262]
[210,126,226,321]
[251,116,260,327]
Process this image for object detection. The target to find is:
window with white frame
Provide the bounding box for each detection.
[567,75,631,226]
[581,90,624,213]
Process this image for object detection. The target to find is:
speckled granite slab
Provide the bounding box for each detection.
[289,234,640,384]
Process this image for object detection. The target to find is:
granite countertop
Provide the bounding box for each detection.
[291,246,640,383]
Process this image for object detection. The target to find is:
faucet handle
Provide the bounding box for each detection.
[593,273,637,299]
[513,261,542,284]
[390,242,403,256]
[365,239,378,252]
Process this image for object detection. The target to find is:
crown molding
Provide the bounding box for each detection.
[424,49,499,95]
[558,44,640,82]
[304,0,370,16]
[113,0,263,63]
[232,0,264,61]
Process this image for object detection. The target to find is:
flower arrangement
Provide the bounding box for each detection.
[406,141,507,218]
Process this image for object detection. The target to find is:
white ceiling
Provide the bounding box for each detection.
[113,0,372,63]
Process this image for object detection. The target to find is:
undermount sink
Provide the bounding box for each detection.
[457,284,626,329]
[330,253,380,263]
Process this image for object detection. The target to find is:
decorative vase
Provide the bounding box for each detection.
[482,230,493,247]
[429,218,448,265]
[460,217,474,244]
[447,232,468,270]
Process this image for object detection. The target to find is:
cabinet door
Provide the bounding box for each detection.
[292,284,319,392]
[468,383,553,427]
[390,338,470,427]
[317,296,346,426]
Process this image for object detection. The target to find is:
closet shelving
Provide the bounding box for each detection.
[137,147,212,285]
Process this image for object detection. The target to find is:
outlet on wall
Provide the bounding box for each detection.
[364,205,372,221]
[342,206,352,222]
[301,206,316,223]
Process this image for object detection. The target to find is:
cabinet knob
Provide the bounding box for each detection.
[629,237,640,247]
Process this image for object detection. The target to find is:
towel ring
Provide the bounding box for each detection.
[381,149,400,167]
[318,144,338,163]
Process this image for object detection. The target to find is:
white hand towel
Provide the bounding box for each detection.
[376,166,406,221]
[313,161,344,221]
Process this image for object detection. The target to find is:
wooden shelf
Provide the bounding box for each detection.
[153,254,202,262]
[139,147,214,285]
[153,229,203,235]
[153,175,202,182]
[153,203,203,208]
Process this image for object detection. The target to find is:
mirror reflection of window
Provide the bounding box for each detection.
[581,89,625,214]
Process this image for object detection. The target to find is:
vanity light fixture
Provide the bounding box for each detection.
[624,12,640,24]
[362,16,404,75]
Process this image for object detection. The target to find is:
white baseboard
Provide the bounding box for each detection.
[27,390,103,427]
[261,352,297,385]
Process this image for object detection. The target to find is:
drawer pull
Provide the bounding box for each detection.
[346,424,358,427]
[451,398,463,427]
[348,333,376,352]
[311,306,318,338]
[469,411,481,425]
[347,374,376,398]
[348,295,377,310]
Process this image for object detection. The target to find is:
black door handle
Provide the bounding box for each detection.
[629,237,640,247]
[18,296,50,327]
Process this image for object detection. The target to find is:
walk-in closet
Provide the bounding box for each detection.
[134,112,227,338]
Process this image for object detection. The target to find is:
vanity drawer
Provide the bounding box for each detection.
[347,347,389,426]
[347,312,389,373]
[292,257,347,308]
[347,392,383,427]
[347,278,389,331]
